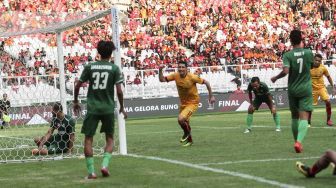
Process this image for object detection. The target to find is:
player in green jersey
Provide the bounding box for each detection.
[32,103,75,155]
[73,40,127,179]
[244,77,280,133]
[271,29,314,153]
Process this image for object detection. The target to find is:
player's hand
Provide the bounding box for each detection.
[73,101,81,116]
[271,76,277,83]
[209,96,215,104]
[119,107,128,119]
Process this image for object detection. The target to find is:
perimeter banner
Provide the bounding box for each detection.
[8,90,336,125]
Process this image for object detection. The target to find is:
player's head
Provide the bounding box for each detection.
[250,77,260,90]
[97,40,116,60]
[177,61,188,77]
[289,30,303,46]
[52,102,63,118]
[313,53,323,68]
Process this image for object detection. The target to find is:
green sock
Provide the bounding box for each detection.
[102,152,112,168]
[246,114,253,129]
[273,113,280,129]
[297,120,308,143]
[86,157,95,174]
[291,119,299,141]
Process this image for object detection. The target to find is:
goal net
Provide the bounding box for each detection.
[0,7,128,163]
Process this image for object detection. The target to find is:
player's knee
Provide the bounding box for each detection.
[325,100,331,105]
[325,150,335,158]
[33,137,40,144]
[178,116,186,125]
[248,106,254,114]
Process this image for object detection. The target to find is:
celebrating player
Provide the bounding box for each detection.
[308,53,335,126]
[244,77,280,133]
[73,40,127,179]
[296,149,336,178]
[271,29,314,153]
[159,61,215,147]
[32,103,75,155]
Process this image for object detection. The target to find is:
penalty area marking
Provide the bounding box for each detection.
[128,154,304,188]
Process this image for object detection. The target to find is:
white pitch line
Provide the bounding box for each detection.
[128,154,304,188]
[127,130,180,135]
[197,156,320,166]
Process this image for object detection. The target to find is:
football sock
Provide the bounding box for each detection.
[246,114,253,129]
[308,111,312,124]
[86,157,95,174]
[273,113,280,128]
[291,119,299,140]
[311,165,319,175]
[102,152,112,168]
[326,103,331,121]
[297,120,308,143]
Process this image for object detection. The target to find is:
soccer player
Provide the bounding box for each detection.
[32,103,75,155]
[0,93,11,129]
[309,53,335,126]
[73,40,127,179]
[296,149,336,178]
[271,29,314,153]
[244,77,280,133]
[159,61,215,146]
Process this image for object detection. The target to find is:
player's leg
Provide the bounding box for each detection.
[245,98,261,133]
[288,95,299,141]
[297,149,336,177]
[265,97,280,131]
[295,95,313,153]
[309,90,319,125]
[245,105,255,133]
[178,104,198,146]
[320,88,332,126]
[81,114,100,179]
[100,114,115,177]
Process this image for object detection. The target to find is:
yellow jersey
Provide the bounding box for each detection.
[166,72,204,105]
[310,64,330,90]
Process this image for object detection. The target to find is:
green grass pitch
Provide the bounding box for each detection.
[0,108,335,188]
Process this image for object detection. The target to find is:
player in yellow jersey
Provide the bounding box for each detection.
[309,53,336,126]
[159,61,215,146]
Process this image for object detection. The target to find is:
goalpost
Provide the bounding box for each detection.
[0,5,128,162]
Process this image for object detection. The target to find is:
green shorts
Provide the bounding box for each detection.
[253,96,273,110]
[288,94,313,112]
[45,134,69,154]
[81,113,115,137]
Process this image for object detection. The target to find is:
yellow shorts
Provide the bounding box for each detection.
[179,104,198,121]
[312,88,330,105]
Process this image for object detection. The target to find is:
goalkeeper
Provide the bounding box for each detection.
[32,103,75,155]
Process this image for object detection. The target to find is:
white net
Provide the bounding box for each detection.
[0,8,128,162]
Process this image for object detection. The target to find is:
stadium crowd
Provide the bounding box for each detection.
[0,0,335,86]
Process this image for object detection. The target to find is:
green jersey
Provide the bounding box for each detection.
[282,48,313,97]
[248,82,270,97]
[79,61,124,114]
[50,114,75,136]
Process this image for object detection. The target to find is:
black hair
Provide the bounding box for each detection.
[97,40,116,59]
[251,76,260,83]
[178,61,188,67]
[314,53,322,59]
[289,30,302,45]
[53,102,63,112]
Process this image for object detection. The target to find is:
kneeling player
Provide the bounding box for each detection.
[32,103,75,155]
[244,77,280,133]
